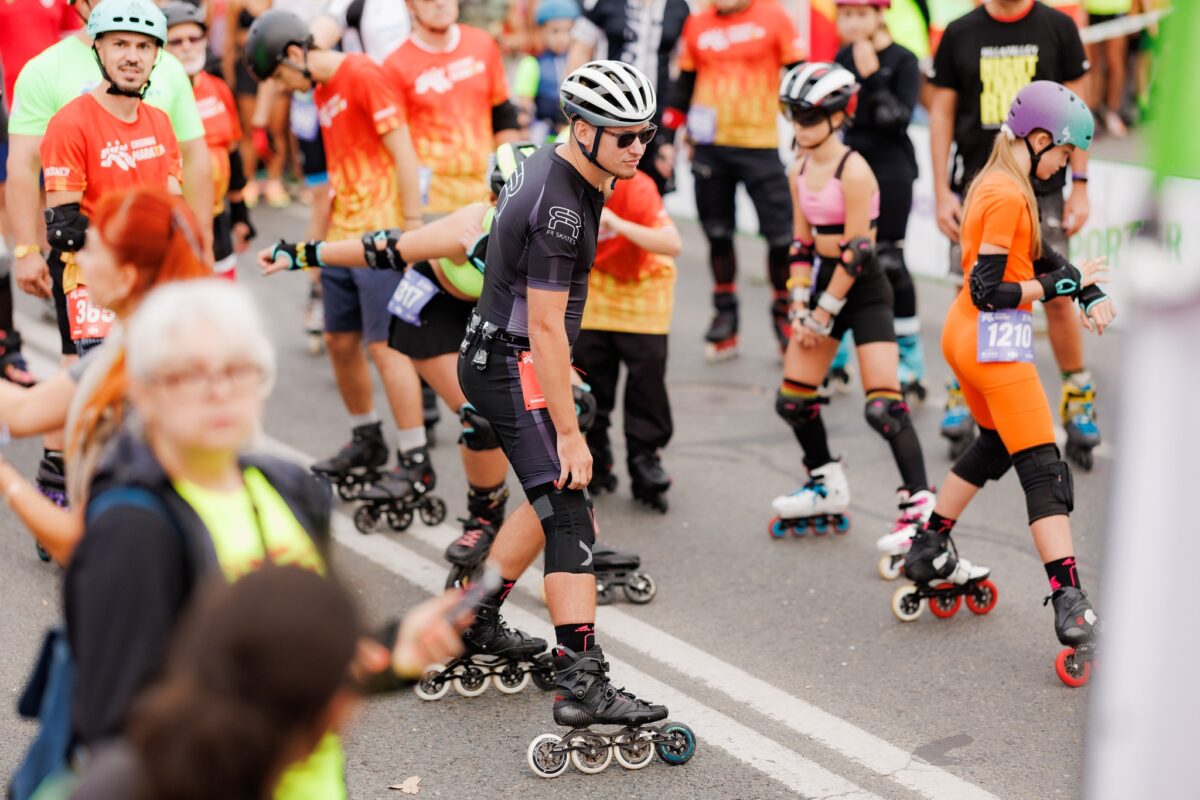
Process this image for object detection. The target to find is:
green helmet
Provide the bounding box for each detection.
[87,0,168,46]
[487,142,538,197]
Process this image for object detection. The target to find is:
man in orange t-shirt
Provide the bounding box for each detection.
[383,0,523,216]
[40,0,183,357]
[662,0,805,359]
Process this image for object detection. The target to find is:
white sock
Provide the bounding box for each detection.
[350,410,379,428]
[396,426,427,453]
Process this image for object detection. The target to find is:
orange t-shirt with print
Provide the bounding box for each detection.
[678,0,804,149]
[41,93,182,217]
[383,25,509,215]
[315,54,408,240]
[192,71,242,216]
[954,171,1037,317]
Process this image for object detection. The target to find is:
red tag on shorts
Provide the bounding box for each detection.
[517,351,547,410]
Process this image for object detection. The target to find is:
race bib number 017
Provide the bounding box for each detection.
[67,286,115,341]
[976,309,1034,363]
[387,268,439,325]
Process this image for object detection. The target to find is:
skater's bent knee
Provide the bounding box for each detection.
[951,426,1011,486]
[863,390,911,440]
[776,382,824,430]
[529,484,596,576]
[1013,443,1074,524]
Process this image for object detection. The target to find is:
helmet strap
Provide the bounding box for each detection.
[1024,137,1054,180]
[572,118,615,177]
[809,113,839,149]
[92,44,152,99]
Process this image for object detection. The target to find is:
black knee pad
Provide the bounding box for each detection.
[1013,443,1074,524]
[529,484,596,575]
[458,403,501,451]
[863,394,912,441]
[776,391,824,430]
[951,426,1012,487]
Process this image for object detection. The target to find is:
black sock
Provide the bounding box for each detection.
[1044,557,1081,592]
[555,622,595,654]
[926,512,956,536]
[487,578,517,607]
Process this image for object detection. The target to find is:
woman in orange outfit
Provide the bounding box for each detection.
[894,82,1115,685]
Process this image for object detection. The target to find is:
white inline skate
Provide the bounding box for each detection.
[768,460,850,538]
[875,488,936,580]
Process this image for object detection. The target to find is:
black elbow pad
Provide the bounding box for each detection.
[968,252,1020,310]
[44,203,89,252]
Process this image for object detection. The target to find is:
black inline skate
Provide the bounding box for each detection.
[33,451,66,563]
[588,441,618,495]
[593,542,656,605]
[444,484,509,589]
[1047,586,1099,687]
[311,421,388,501]
[352,446,447,534]
[526,647,697,777]
[628,451,670,513]
[704,291,738,362]
[414,596,554,700]
[1060,374,1101,471]
[891,526,998,622]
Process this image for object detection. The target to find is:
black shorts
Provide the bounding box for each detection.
[234,60,258,97]
[48,249,75,356]
[387,262,476,360]
[690,145,793,246]
[811,255,896,345]
[213,208,234,263]
[458,340,561,493]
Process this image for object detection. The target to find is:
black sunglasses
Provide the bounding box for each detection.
[602,124,658,149]
[780,103,828,128]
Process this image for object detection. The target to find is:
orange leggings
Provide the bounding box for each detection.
[942,302,1056,454]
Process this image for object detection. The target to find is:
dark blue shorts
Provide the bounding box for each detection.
[320,266,401,344]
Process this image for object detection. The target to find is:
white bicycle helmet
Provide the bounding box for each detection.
[560,60,656,128]
[779,61,860,118]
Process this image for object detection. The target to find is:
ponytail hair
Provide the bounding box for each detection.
[129,567,361,800]
[962,126,1043,260]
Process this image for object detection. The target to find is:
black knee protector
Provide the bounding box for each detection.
[839,236,877,278]
[44,203,89,253]
[529,484,596,575]
[573,383,597,434]
[1013,443,1074,524]
[776,391,824,430]
[458,402,501,451]
[863,394,912,440]
[951,426,1012,487]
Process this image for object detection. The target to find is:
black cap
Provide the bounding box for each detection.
[162,1,206,31]
[243,8,312,82]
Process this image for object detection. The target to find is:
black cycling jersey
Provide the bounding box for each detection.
[475,144,605,345]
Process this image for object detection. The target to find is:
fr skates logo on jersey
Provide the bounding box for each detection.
[547,206,582,242]
[696,23,765,53]
[318,95,349,128]
[413,57,487,95]
[99,137,166,171]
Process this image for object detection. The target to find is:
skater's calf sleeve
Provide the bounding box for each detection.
[950,426,1012,487]
[1013,443,1074,524]
[529,484,596,575]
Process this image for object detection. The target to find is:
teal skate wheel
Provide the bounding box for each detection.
[614,730,656,770]
[528,733,569,778]
[834,515,850,534]
[655,722,697,765]
[767,517,788,539]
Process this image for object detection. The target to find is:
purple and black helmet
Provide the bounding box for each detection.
[1004,81,1094,151]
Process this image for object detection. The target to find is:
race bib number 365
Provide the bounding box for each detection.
[977,309,1034,363]
[67,286,116,342]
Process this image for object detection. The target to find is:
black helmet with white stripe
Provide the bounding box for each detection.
[779,61,860,121]
[560,59,656,128]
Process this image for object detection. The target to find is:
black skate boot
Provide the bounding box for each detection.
[552,647,667,728]
[444,484,509,589]
[353,447,446,534]
[628,451,670,513]
[414,596,554,700]
[311,421,388,500]
[34,451,66,563]
[704,291,738,362]
[892,527,998,622]
[588,441,618,495]
[1048,587,1099,687]
[593,542,656,605]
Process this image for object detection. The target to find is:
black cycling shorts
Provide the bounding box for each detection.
[387,261,477,360]
[811,255,896,345]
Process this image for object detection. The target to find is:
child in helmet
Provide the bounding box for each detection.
[513,0,580,143]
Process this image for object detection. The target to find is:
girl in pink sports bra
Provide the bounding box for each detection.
[767,61,932,550]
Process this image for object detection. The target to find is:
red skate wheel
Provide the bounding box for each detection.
[1055,647,1091,687]
[928,583,962,618]
[965,579,999,615]
[768,517,789,539]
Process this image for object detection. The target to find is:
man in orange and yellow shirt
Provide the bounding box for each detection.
[663,0,805,360]
[383,0,523,217]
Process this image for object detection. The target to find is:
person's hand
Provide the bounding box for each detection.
[935,189,963,242]
[15,251,53,298]
[599,207,624,233]
[257,244,292,275]
[1064,186,1090,236]
[852,39,880,79]
[391,591,468,678]
[796,308,832,348]
[1080,296,1117,336]
[555,429,592,490]
[232,222,254,254]
[1077,256,1108,288]
[655,142,676,181]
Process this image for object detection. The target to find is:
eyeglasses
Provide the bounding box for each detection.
[602,124,658,149]
[780,104,828,128]
[151,362,264,399]
[167,34,206,47]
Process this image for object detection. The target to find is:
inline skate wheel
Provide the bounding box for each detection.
[452,665,489,697]
[655,722,697,765]
[531,663,557,691]
[336,481,360,502]
[891,585,925,622]
[413,664,450,701]
[387,507,414,532]
[445,564,480,591]
[624,572,657,605]
[834,514,851,534]
[767,516,789,539]
[1055,647,1092,687]
[614,730,656,770]
[420,496,447,526]
[1068,444,1094,472]
[492,664,531,694]
[929,583,963,619]
[812,518,829,536]
[353,505,382,534]
[965,579,999,615]
[595,582,615,606]
[569,733,613,774]
[877,554,903,581]
[528,734,570,778]
[307,333,323,356]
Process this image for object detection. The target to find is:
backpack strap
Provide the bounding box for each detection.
[86,487,198,590]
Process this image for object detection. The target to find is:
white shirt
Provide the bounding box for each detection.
[323,0,410,63]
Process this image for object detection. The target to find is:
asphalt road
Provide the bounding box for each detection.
[0,204,1116,799]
